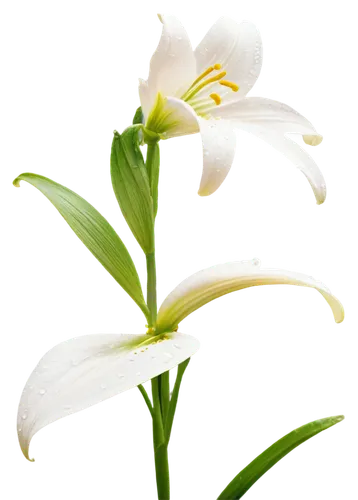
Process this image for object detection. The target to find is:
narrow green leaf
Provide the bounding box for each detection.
[217,415,344,499]
[110,126,154,254]
[13,172,149,317]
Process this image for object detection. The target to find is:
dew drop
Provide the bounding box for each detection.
[136,372,141,376]
[100,383,107,390]
[39,389,46,396]
[21,413,28,420]
[63,405,72,411]
[151,354,156,359]
[117,373,125,379]
[18,427,22,432]
[173,344,181,349]
[164,352,173,362]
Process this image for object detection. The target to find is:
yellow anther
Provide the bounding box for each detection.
[146,327,156,335]
[213,63,222,70]
[210,93,221,105]
[302,135,324,149]
[219,80,239,92]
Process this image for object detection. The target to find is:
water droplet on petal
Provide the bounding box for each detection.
[21,413,28,420]
[117,373,125,379]
[136,372,141,376]
[63,405,72,411]
[164,352,173,363]
[100,383,107,390]
[39,389,46,396]
[173,344,181,349]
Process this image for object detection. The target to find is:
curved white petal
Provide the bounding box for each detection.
[156,260,344,333]
[257,130,328,207]
[17,332,199,461]
[138,79,152,121]
[158,96,200,139]
[144,15,196,113]
[195,18,262,100]
[198,118,236,196]
[211,98,322,138]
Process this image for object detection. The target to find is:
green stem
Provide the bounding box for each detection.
[146,252,157,327]
[146,142,160,217]
[151,378,170,500]
[137,385,153,417]
[164,358,190,443]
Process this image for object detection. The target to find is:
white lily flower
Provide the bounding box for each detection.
[156,259,344,333]
[140,15,325,203]
[18,332,199,461]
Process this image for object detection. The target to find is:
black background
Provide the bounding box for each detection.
[4,7,354,500]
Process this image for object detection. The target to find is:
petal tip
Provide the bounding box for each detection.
[303,134,323,146]
[157,13,163,23]
[13,176,21,187]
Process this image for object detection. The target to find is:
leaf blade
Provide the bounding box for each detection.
[217,415,344,499]
[13,172,148,315]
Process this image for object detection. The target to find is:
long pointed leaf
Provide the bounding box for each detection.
[13,172,148,317]
[217,415,344,499]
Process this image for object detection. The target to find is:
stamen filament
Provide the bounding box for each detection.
[219,80,239,92]
[184,71,227,102]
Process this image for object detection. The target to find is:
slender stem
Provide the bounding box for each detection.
[145,142,171,499]
[146,252,157,327]
[160,371,170,423]
[151,378,170,500]
[165,358,190,443]
[137,385,154,417]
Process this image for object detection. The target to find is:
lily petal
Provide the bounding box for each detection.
[195,18,262,100]
[211,98,322,138]
[156,260,344,333]
[149,95,199,139]
[198,118,237,196]
[144,15,197,115]
[17,332,199,461]
[257,130,328,207]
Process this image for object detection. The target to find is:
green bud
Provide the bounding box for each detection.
[111,126,155,254]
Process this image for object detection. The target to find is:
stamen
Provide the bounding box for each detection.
[210,93,221,105]
[213,63,222,70]
[189,66,215,89]
[219,80,239,92]
[184,71,227,101]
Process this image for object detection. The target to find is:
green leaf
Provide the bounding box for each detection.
[13,172,149,318]
[133,106,144,125]
[217,415,344,499]
[110,126,154,254]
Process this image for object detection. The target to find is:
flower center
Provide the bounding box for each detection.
[181,64,239,117]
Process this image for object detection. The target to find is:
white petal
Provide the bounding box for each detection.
[156,260,344,333]
[143,15,196,114]
[158,96,200,139]
[195,18,262,100]
[17,332,199,461]
[257,130,328,207]
[198,118,236,196]
[211,97,322,137]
